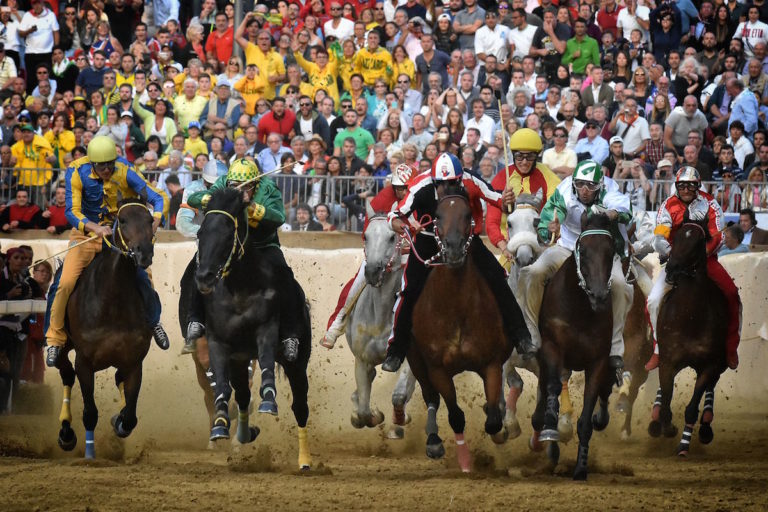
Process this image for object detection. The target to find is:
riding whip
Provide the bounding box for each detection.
[28,233,99,271]
[235,160,304,190]
[495,89,513,214]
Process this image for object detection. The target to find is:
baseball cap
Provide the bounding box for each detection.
[585,119,599,128]
[188,120,201,130]
[438,13,452,22]
[217,78,230,89]
[657,159,673,169]
[21,124,35,132]
[609,136,624,145]
[120,111,133,118]
[73,96,87,102]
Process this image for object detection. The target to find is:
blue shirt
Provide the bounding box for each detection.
[729,89,759,137]
[257,146,292,174]
[574,135,610,165]
[718,244,749,256]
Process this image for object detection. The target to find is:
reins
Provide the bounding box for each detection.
[104,202,156,259]
[199,207,249,279]
[364,217,403,280]
[574,229,614,296]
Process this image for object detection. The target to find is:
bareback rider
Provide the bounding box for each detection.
[45,135,170,367]
[517,160,633,374]
[645,167,741,370]
[321,163,413,349]
[381,152,530,372]
[485,128,561,262]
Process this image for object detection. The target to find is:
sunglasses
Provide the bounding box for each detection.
[586,125,598,130]
[554,134,567,138]
[514,153,538,162]
[677,182,698,191]
[341,104,353,109]
[397,80,409,84]
[300,102,312,107]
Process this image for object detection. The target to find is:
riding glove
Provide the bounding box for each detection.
[653,235,671,258]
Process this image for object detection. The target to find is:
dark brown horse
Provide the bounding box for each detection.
[533,212,616,480]
[55,199,156,459]
[408,188,515,472]
[648,217,727,456]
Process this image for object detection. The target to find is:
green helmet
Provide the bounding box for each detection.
[572,159,604,197]
[87,135,118,163]
[227,158,260,183]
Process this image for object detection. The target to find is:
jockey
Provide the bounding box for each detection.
[517,159,633,373]
[176,160,228,239]
[45,136,169,367]
[381,152,529,372]
[645,166,741,370]
[185,158,305,363]
[321,164,413,349]
[485,128,561,262]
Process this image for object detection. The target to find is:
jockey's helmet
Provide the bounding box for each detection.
[431,152,463,182]
[675,166,701,199]
[675,166,701,185]
[87,135,117,164]
[391,163,413,187]
[508,128,543,153]
[227,158,260,185]
[572,159,604,199]
[203,160,228,185]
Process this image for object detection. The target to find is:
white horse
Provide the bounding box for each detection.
[346,214,417,438]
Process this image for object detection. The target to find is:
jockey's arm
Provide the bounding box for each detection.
[65,166,110,235]
[652,197,674,257]
[484,171,509,248]
[247,181,286,230]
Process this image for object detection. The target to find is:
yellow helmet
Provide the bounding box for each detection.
[508,128,543,153]
[227,158,260,183]
[87,135,118,163]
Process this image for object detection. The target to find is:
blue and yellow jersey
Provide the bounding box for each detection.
[65,156,169,232]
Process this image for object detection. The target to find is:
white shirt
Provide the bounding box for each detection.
[735,20,768,58]
[383,0,406,23]
[461,114,495,145]
[507,24,538,59]
[542,146,577,173]
[616,6,650,42]
[299,117,313,139]
[614,115,650,155]
[557,118,585,150]
[0,17,22,53]
[727,135,755,170]
[324,18,355,41]
[19,8,59,54]
[475,24,510,64]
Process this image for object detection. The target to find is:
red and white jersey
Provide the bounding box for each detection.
[654,191,724,255]
[362,185,401,234]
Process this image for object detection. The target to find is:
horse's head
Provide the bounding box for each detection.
[195,187,248,294]
[113,198,155,268]
[666,212,709,284]
[435,185,473,268]
[576,211,616,311]
[506,190,544,267]
[363,214,400,287]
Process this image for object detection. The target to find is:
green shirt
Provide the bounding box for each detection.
[561,36,600,75]
[334,127,375,160]
[187,176,286,248]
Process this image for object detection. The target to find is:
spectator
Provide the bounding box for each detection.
[713,144,744,181]
[736,5,768,60]
[727,78,758,137]
[314,203,336,232]
[164,174,184,230]
[257,97,296,146]
[158,150,192,193]
[453,0,485,51]
[719,223,749,256]
[542,126,577,179]
[740,208,768,245]
[557,102,584,150]
[18,0,59,95]
[174,79,208,135]
[0,43,17,89]
[43,185,69,235]
[0,189,43,232]
[663,95,708,155]
[291,203,323,232]
[333,109,375,160]
[508,8,538,59]
[609,97,650,158]
[11,125,55,199]
[683,144,713,182]
[727,121,754,170]
[75,50,108,97]
[714,168,743,212]
[258,134,292,174]
[562,18,600,75]
[575,119,610,164]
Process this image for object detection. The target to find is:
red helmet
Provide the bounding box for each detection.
[391,163,412,187]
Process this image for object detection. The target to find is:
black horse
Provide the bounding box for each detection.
[648,215,728,456]
[55,199,156,459]
[193,187,313,469]
[534,212,617,480]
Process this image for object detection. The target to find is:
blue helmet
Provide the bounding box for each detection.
[431,152,463,182]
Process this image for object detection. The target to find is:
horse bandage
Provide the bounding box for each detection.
[248,203,266,222]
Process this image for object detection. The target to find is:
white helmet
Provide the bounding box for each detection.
[202,160,228,184]
[391,163,413,187]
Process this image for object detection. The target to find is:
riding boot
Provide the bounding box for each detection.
[152,323,170,350]
[182,321,205,355]
[45,346,61,368]
[609,355,624,386]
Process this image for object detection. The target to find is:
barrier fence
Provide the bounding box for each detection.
[4,167,767,233]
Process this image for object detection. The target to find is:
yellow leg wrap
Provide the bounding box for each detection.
[297,426,311,469]
[560,381,574,416]
[118,382,126,409]
[59,385,72,424]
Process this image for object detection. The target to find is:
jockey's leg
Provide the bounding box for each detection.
[135,267,168,350]
[382,234,437,372]
[645,266,672,371]
[45,231,102,367]
[631,259,654,298]
[705,256,741,369]
[468,238,532,352]
[262,246,305,362]
[516,244,571,357]
[609,257,634,379]
[181,256,205,354]
[323,261,367,348]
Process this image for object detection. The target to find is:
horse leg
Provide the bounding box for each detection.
[503,364,523,440]
[573,367,602,481]
[699,377,720,446]
[428,367,470,473]
[192,350,216,430]
[284,361,311,470]
[256,327,279,416]
[649,362,678,439]
[592,375,612,432]
[111,365,142,438]
[558,370,574,443]
[539,353,562,443]
[678,368,719,456]
[56,352,77,452]
[231,357,259,444]
[391,361,416,427]
[483,363,506,444]
[208,340,232,441]
[75,360,98,459]
[408,351,444,460]
[529,361,548,452]
[620,368,647,440]
[352,358,383,428]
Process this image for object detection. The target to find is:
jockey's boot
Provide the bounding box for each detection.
[181,321,205,355]
[46,345,61,368]
[609,356,624,387]
[152,323,170,350]
[518,339,538,361]
[320,328,341,349]
[282,337,299,362]
[727,350,739,370]
[644,353,659,372]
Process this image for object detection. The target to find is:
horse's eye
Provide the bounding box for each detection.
[389,234,395,241]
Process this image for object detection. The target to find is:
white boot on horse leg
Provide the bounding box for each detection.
[388,363,416,439]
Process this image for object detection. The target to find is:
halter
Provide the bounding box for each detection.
[433,194,475,267]
[682,222,707,238]
[574,229,614,297]
[198,208,249,279]
[103,202,156,259]
[666,222,708,281]
[364,217,403,283]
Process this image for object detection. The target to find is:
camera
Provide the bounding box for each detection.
[660,170,667,177]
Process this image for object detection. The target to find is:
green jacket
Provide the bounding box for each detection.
[187,176,285,248]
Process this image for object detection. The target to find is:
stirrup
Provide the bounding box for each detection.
[46,346,61,368]
[282,337,299,362]
[152,323,170,350]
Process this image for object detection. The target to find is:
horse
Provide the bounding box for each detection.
[194,187,313,470]
[55,199,156,459]
[407,187,517,472]
[346,214,417,437]
[533,212,617,480]
[648,216,728,457]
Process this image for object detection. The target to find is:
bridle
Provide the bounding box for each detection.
[574,228,614,298]
[104,202,155,260]
[666,222,707,282]
[433,194,475,266]
[364,217,403,285]
[197,208,249,280]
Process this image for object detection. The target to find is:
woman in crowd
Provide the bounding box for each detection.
[612,51,633,86]
[390,45,415,89]
[628,66,652,106]
[133,97,177,149]
[96,106,128,153]
[314,203,337,232]
[648,94,672,126]
[20,261,53,386]
[45,114,76,170]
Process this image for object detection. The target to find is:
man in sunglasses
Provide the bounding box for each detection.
[517,159,633,376]
[645,166,741,370]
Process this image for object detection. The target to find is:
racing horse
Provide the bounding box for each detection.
[533,212,617,480]
[407,187,520,472]
[648,215,728,457]
[194,187,313,469]
[346,214,417,437]
[54,199,156,458]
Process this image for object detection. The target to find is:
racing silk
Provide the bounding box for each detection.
[388,171,502,235]
[485,163,561,247]
[538,176,632,254]
[654,192,723,255]
[65,156,168,232]
[176,179,207,238]
[186,176,286,249]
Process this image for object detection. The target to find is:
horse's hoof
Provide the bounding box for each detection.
[648,420,662,438]
[350,413,364,429]
[210,425,230,441]
[504,419,522,440]
[58,424,77,452]
[258,400,278,416]
[426,442,445,459]
[592,412,609,432]
[246,426,260,443]
[699,424,714,445]
[557,415,574,443]
[111,414,132,439]
[701,409,714,424]
[620,429,630,441]
[547,442,560,465]
[573,465,588,481]
[491,426,508,445]
[529,431,544,452]
[539,429,559,443]
[368,410,385,428]
[387,426,405,439]
[663,424,678,438]
[677,448,689,458]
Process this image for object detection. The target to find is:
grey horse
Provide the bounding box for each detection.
[346,213,417,438]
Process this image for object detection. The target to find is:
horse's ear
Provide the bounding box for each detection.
[580,209,589,231]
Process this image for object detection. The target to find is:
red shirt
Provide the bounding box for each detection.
[257,110,297,146]
[9,204,41,226]
[204,27,234,66]
[47,204,69,228]
[596,5,623,40]
[654,192,723,255]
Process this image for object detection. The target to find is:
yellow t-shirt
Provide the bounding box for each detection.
[12,135,54,186]
[234,74,267,115]
[115,71,135,88]
[44,129,76,169]
[390,59,415,89]
[184,137,209,158]
[352,47,393,86]
[294,51,340,105]
[243,43,285,101]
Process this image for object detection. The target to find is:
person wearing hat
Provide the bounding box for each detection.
[71,95,89,117]
[184,121,209,158]
[44,135,169,368]
[11,123,56,196]
[574,119,610,164]
[199,78,241,140]
[602,135,629,177]
[0,43,18,90]
[119,110,146,163]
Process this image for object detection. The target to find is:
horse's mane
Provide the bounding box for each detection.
[441,183,468,200]
[205,186,247,213]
